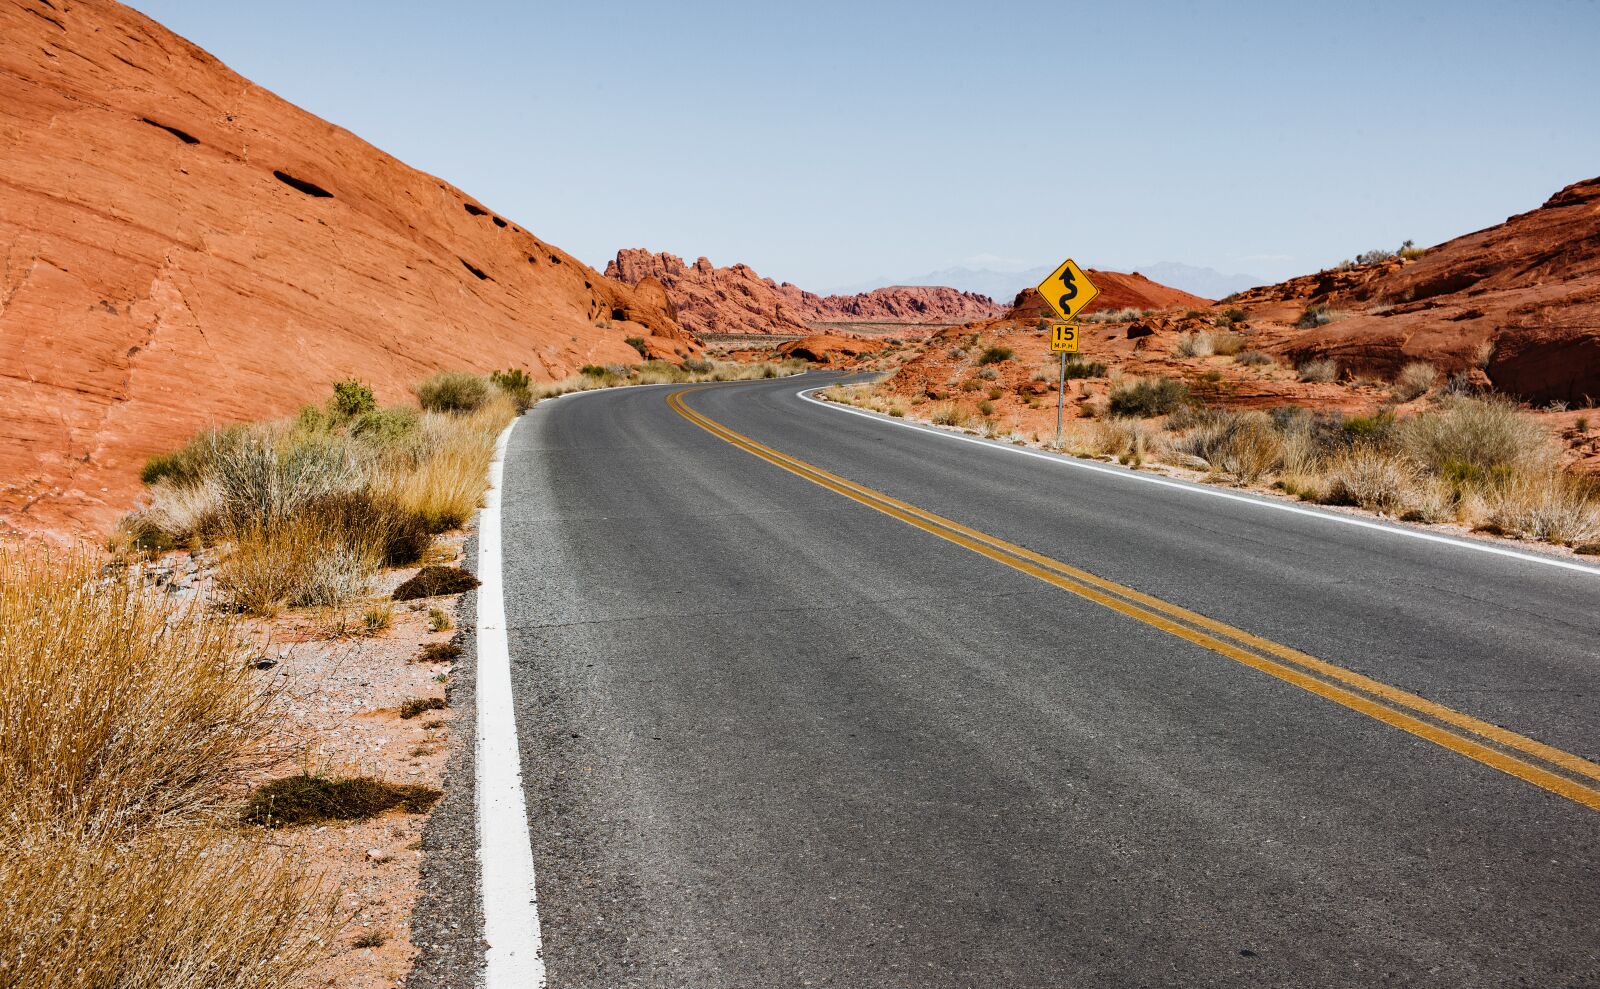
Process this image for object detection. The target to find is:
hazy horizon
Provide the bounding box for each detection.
[127,0,1600,291]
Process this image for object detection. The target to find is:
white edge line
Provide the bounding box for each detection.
[797,386,1600,577]
[477,416,546,988]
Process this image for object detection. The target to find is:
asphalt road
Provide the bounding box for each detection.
[484,372,1600,987]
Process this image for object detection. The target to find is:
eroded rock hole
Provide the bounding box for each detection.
[492,216,507,228]
[273,170,333,198]
[611,307,627,321]
[461,259,490,281]
[141,118,200,144]
[464,203,488,216]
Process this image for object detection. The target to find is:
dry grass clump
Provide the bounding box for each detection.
[1108,377,1190,417]
[0,551,268,826]
[125,377,517,614]
[0,552,334,988]
[930,402,973,428]
[1210,331,1247,356]
[1298,358,1339,383]
[1394,395,1555,476]
[1,819,333,989]
[1169,410,1283,483]
[399,696,448,719]
[242,774,441,828]
[1482,473,1600,544]
[393,565,480,601]
[1322,448,1432,515]
[1391,362,1438,402]
[1173,331,1215,358]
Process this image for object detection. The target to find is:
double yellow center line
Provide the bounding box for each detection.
[667,385,1600,813]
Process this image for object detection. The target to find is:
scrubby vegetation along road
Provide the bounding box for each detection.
[0,359,806,988]
[0,550,335,989]
[825,349,1600,555]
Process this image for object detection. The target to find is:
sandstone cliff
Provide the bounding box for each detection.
[605,249,1005,335]
[0,0,693,538]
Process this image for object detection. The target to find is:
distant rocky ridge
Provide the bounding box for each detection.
[0,0,691,539]
[1241,175,1600,404]
[605,250,1006,335]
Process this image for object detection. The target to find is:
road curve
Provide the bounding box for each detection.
[488,372,1600,987]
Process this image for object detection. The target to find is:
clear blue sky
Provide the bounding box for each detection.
[128,0,1600,289]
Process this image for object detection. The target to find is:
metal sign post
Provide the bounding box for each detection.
[1037,259,1098,451]
[1048,322,1078,449]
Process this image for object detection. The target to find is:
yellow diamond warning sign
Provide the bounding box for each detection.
[1037,258,1099,323]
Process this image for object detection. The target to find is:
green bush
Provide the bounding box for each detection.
[139,425,249,487]
[415,371,489,413]
[1064,359,1108,379]
[1295,305,1335,329]
[978,345,1014,365]
[1108,378,1190,417]
[328,379,377,420]
[624,337,649,359]
[578,364,608,377]
[490,368,534,412]
[349,406,419,444]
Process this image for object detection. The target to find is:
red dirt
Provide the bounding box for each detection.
[0,0,694,541]
[605,249,1005,335]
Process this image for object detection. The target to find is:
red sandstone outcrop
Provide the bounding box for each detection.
[0,0,693,539]
[1235,176,1600,403]
[776,334,889,364]
[1006,271,1212,320]
[605,250,1005,335]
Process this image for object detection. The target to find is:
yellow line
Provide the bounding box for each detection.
[667,386,1600,813]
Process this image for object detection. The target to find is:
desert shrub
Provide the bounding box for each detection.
[1,821,333,989]
[1090,417,1155,464]
[682,357,715,373]
[1398,239,1427,260]
[1174,331,1215,358]
[1221,306,1248,324]
[624,336,649,358]
[1065,359,1108,379]
[328,378,377,419]
[1210,331,1246,356]
[1482,473,1600,544]
[1084,307,1145,323]
[1235,349,1273,366]
[350,406,420,444]
[428,607,453,632]
[1356,248,1397,265]
[201,429,361,535]
[0,551,269,826]
[139,424,251,487]
[1394,395,1553,476]
[242,774,441,827]
[393,565,481,601]
[1298,358,1339,383]
[1169,410,1283,483]
[930,402,972,428]
[1108,377,1190,417]
[399,697,447,720]
[1295,305,1335,329]
[416,641,463,664]
[960,378,982,392]
[489,368,535,411]
[1322,448,1423,514]
[578,364,608,377]
[977,399,995,417]
[1342,410,1396,445]
[416,371,490,414]
[217,516,379,614]
[1391,362,1438,402]
[978,345,1014,365]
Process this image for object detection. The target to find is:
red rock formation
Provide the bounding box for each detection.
[1237,176,1600,403]
[0,0,693,540]
[605,250,1005,334]
[776,334,889,365]
[1006,271,1213,321]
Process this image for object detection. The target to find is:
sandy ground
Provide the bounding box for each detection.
[146,533,473,988]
